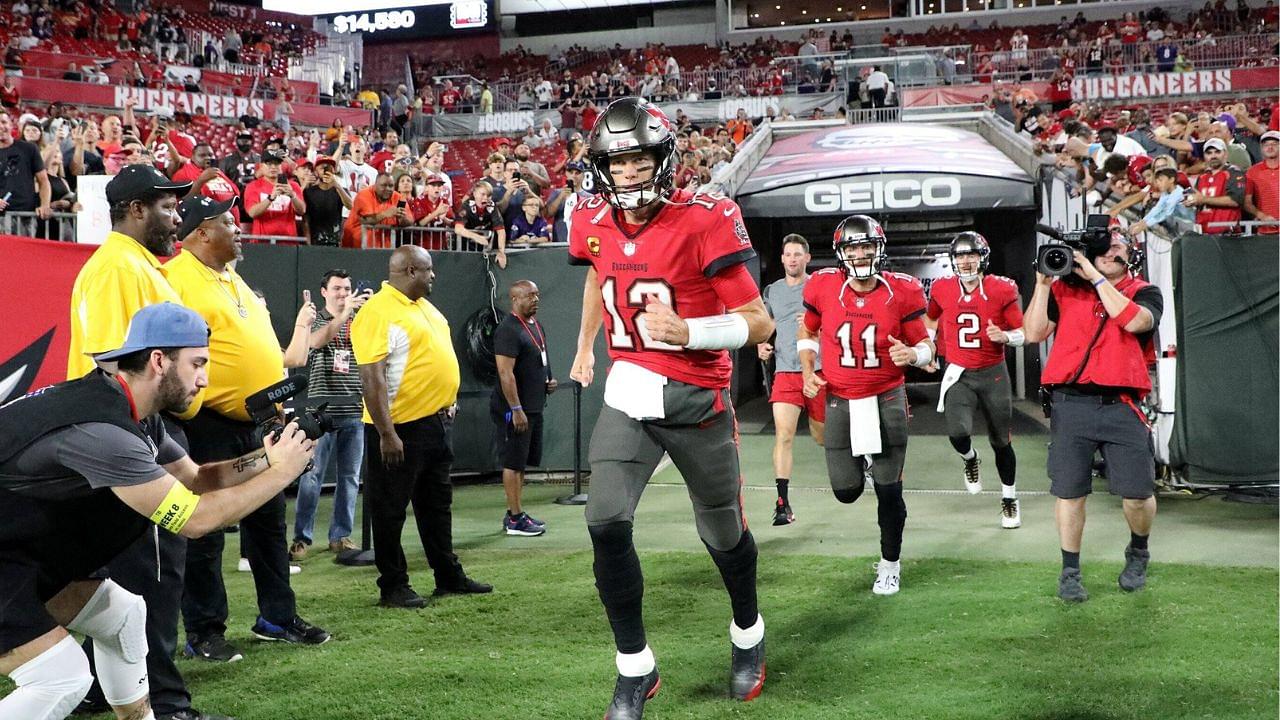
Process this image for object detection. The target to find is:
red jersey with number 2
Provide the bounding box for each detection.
[926,274,1023,370]
[803,269,928,400]
[568,188,759,389]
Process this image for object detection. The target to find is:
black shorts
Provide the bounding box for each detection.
[0,488,149,654]
[1047,390,1155,499]
[494,410,543,472]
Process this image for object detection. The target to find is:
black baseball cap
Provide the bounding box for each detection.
[236,130,254,139]
[105,165,192,205]
[177,195,239,241]
[261,150,286,164]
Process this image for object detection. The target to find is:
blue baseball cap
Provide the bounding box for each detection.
[96,303,210,361]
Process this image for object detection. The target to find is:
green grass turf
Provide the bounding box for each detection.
[13,431,1279,718]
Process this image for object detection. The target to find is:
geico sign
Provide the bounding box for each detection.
[804,178,962,212]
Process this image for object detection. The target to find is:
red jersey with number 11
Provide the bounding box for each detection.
[568,188,760,389]
[926,274,1023,370]
[803,269,929,400]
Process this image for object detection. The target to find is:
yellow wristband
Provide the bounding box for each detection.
[149,481,200,534]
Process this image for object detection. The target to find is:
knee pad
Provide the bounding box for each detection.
[833,485,865,504]
[66,580,150,706]
[587,521,634,555]
[694,505,748,552]
[704,529,757,569]
[1,635,94,720]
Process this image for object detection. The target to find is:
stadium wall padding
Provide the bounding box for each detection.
[1168,235,1279,485]
[238,245,603,473]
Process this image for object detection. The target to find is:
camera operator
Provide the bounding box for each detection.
[0,303,315,720]
[1024,232,1162,604]
[165,196,331,660]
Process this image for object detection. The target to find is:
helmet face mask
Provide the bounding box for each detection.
[949,231,990,282]
[833,215,887,280]
[587,97,677,210]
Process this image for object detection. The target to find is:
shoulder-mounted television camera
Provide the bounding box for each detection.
[1035,214,1114,277]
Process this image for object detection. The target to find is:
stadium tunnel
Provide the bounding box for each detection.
[729,122,1041,404]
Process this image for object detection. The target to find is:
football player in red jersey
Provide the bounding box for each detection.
[797,215,934,597]
[925,232,1026,528]
[567,97,774,719]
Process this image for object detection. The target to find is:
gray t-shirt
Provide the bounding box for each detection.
[764,276,819,373]
[0,418,184,500]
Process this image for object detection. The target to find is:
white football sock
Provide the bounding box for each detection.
[961,448,977,461]
[730,614,764,650]
[1002,484,1017,499]
[616,645,656,677]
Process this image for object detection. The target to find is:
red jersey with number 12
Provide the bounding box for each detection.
[568,188,759,389]
[803,269,929,400]
[926,274,1023,370]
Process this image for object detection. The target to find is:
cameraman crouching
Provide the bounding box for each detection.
[1024,233,1161,603]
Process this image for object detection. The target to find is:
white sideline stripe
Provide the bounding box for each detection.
[651,453,673,478]
[645,481,1052,497]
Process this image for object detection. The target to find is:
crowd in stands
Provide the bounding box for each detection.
[1000,88,1280,234]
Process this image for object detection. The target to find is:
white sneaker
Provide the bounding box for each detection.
[872,560,900,596]
[962,453,982,494]
[1001,498,1021,529]
[289,564,302,575]
[237,558,251,572]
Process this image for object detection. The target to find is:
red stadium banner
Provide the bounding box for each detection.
[901,83,1050,109]
[1071,68,1279,101]
[10,77,372,127]
[1,237,94,404]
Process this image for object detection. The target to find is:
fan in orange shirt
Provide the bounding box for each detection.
[342,172,413,249]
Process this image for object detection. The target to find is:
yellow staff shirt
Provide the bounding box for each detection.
[165,250,285,422]
[66,231,182,379]
[351,282,460,425]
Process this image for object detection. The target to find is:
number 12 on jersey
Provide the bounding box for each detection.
[601,277,681,351]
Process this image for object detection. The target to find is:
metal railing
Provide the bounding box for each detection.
[239,234,308,245]
[0,211,78,242]
[847,107,903,124]
[359,225,465,251]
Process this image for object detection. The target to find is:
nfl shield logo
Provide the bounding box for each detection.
[855,298,866,308]
[623,242,637,256]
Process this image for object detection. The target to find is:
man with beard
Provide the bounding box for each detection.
[352,245,492,609]
[171,143,241,223]
[302,157,351,246]
[218,130,259,195]
[0,302,317,720]
[166,195,332,662]
[511,141,550,195]
[65,165,243,720]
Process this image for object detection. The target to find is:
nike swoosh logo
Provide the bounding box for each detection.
[724,206,735,217]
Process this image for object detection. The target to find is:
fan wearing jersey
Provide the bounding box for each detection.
[798,215,933,597]
[925,232,1025,529]
[568,97,774,720]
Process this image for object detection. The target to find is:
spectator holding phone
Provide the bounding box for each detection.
[303,157,351,247]
[244,150,304,238]
[455,179,507,266]
[544,160,592,243]
[343,172,412,249]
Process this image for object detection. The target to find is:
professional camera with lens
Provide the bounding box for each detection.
[244,375,334,444]
[1035,214,1114,277]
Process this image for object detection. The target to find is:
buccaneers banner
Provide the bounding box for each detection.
[12,77,372,127]
[1,237,95,404]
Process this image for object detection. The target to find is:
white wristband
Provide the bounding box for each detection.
[796,338,820,355]
[684,313,750,350]
[1004,329,1025,347]
[911,341,934,368]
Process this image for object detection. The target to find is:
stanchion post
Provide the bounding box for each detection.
[556,380,588,505]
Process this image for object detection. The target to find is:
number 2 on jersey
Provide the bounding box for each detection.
[835,322,881,368]
[956,312,981,349]
[601,277,681,351]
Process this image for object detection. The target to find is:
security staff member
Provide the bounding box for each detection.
[0,303,315,720]
[352,245,492,609]
[65,165,229,720]
[1024,234,1161,603]
[492,280,557,537]
[166,196,331,652]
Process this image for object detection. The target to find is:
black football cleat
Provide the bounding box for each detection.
[730,638,766,701]
[604,669,660,720]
